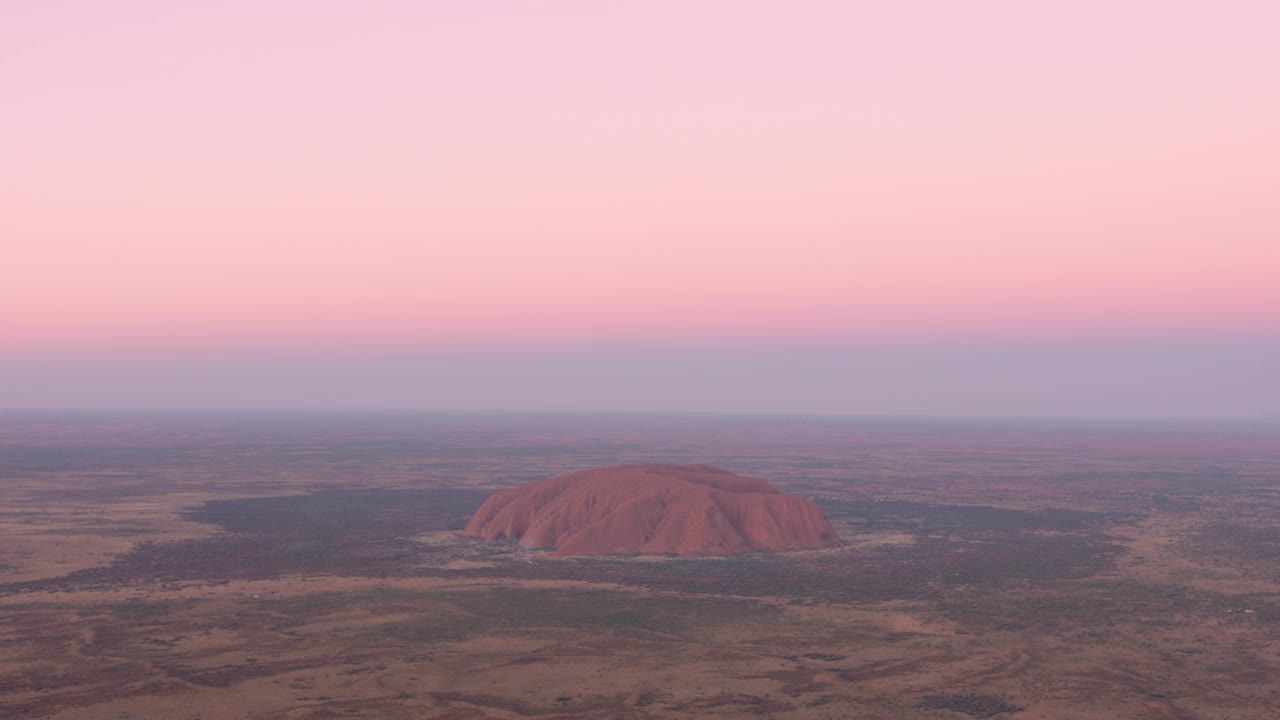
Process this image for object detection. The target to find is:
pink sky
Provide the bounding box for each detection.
[3,1,1278,352]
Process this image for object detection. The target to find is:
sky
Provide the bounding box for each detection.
[2,1,1278,416]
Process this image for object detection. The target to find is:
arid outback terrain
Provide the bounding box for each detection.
[2,411,1279,720]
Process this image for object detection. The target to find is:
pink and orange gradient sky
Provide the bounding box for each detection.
[2,2,1278,414]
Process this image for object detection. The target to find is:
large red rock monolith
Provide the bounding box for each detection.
[463,464,842,557]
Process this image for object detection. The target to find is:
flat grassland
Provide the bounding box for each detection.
[2,411,1279,719]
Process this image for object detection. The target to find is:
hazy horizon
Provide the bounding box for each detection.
[6,342,1278,419]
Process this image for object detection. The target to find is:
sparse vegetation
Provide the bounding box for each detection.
[3,412,1280,719]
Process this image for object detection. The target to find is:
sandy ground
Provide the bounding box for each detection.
[4,414,1279,719]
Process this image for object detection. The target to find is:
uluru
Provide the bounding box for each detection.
[463,464,842,557]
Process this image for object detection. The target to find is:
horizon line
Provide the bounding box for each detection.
[2,407,1277,424]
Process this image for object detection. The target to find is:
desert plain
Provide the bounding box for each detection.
[2,411,1279,719]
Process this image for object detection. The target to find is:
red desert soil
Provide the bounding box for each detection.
[463,464,842,557]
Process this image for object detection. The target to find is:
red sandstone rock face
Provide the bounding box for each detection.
[463,464,842,557]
